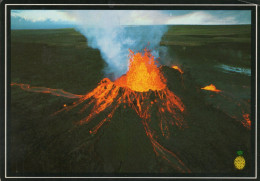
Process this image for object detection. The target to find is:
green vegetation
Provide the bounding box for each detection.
[162,25,251,46]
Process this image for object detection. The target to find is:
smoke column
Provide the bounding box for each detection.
[67,11,168,79]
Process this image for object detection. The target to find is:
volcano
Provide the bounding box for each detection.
[53,48,189,172]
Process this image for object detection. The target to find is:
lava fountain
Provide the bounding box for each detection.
[67,49,186,134]
[11,48,190,173]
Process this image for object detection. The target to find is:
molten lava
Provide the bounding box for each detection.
[201,84,221,92]
[172,65,184,74]
[115,49,166,92]
[11,82,82,99]
[242,113,251,128]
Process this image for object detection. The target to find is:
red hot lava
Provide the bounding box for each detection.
[242,113,251,129]
[172,65,184,74]
[201,84,221,93]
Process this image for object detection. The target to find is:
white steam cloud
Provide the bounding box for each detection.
[68,11,168,79]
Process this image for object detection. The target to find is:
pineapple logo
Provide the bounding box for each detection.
[234,151,246,170]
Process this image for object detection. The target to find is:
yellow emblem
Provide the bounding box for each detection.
[234,151,246,170]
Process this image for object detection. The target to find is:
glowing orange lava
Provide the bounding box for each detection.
[201,84,221,92]
[115,49,166,92]
[242,113,251,129]
[11,83,82,99]
[172,65,184,74]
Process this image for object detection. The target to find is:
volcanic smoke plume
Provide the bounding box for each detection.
[70,11,168,79]
[12,48,190,173]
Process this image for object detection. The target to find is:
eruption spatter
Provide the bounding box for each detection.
[171,65,184,74]
[200,83,251,130]
[11,48,190,172]
[242,113,251,129]
[201,84,221,93]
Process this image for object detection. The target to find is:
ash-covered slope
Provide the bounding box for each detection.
[156,66,252,174]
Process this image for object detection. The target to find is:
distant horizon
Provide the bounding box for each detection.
[11,10,251,30]
[11,24,251,30]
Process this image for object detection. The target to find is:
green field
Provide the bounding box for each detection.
[10,25,252,175]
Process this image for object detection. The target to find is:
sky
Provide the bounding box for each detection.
[11,10,251,29]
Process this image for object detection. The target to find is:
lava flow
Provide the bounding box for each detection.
[11,82,82,99]
[11,48,190,173]
[201,84,221,92]
[172,65,184,74]
[242,113,251,129]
